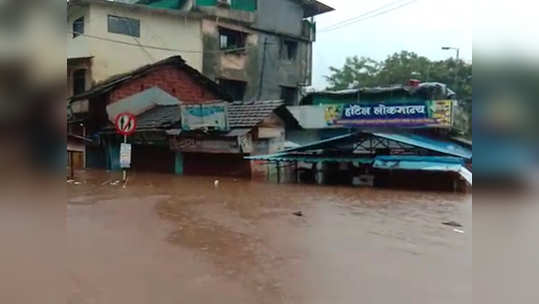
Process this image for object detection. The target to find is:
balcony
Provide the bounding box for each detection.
[301,20,316,41]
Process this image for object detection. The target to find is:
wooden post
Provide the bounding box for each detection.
[69,151,74,179]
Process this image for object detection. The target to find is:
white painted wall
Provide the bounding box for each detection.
[68,2,203,84]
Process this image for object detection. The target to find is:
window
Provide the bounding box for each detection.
[108,15,140,37]
[219,28,246,51]
[280,86,298,106]
[73,17,84,38]
[281,39,298,61]
[219,79,247,101]
[73,69,86,96]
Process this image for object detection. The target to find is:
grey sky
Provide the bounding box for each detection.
[311,0,472,89]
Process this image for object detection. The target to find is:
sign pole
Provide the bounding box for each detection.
[122,134,127,183]
[115,112,136,185]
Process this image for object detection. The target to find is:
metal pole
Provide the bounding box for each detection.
[453,48,460,94]
[122,135,127,182]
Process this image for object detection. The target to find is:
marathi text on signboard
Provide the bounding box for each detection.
[120,143,132,169]
[323,100,453,128]
[180,103,228,131]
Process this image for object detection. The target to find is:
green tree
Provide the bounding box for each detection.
[325,56,380,90]
[325,51,472,101]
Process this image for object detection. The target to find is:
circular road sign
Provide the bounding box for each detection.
[115,112,137,136]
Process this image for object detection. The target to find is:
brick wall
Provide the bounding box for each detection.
[108,66,219,104]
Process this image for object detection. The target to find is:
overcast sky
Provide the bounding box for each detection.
[311,0,472,89]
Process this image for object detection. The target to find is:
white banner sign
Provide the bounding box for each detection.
[120,143,132,169]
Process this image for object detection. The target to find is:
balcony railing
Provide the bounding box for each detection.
[301,20,316,41]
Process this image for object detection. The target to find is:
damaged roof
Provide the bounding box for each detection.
[227,100,284,128]
[136,105,182,130]
[103,100,286,132]
[69,55,231,102]
[302,82,456,104]
[104,105,182,131]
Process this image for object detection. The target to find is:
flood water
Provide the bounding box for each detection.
[67,169,471,304]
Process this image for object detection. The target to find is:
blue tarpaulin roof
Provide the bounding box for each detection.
[246,153,472,184]
[246,153,373,164]
[280,132,472,159]
[373,156,471,184]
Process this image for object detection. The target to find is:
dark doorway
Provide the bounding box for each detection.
[219,78,247,101]
[183,153,251,178]
[73,69,86,96]
[132,145,175,173]
[280,86,298,105]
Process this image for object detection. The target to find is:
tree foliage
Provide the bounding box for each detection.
[325,51,472,101]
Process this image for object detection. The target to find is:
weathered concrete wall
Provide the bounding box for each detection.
[68,1,313,104]
[255,32,310,101]
[255,0,304,37]
[201,19,260,97]
[201,19,311,103]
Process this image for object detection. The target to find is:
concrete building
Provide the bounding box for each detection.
[67,0,334,111]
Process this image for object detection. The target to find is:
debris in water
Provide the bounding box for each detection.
[292,211,303,217]
[453,228,465,234]
[110,180,120,186]
[66,179,75,184]
[442,221,462,228]
[214,180,220,187]
[74,181,82,185]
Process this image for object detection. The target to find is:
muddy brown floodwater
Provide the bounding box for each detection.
[67,169,471,304]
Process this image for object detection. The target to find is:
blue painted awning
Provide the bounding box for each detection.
[374,156,465,170]
[373,133,472,159]
[280,132,471,159]
[246,153,373,164]
[373,155,472,185]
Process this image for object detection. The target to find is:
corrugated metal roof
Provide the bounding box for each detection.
[374,133,472,159]
[300,0,335,17]
[104,105,181,131]
[136,105,181,130]
[373,156,471,184]
[281,132,472,159]
[246,153,373,164]
[106,87,180,122]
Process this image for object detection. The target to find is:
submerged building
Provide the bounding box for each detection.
[68,56,296,178]
[249,81,473,191]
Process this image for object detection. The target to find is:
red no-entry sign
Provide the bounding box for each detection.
[115,113,137,136]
